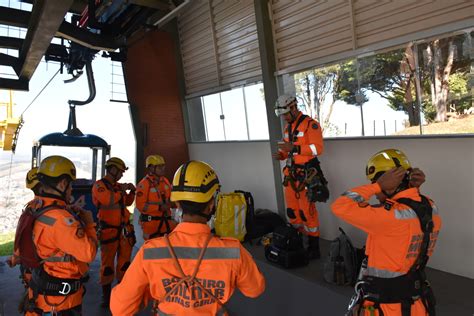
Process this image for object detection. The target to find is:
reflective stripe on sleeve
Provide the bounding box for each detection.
[394,208,418,220]
[309,144,317,156]
[342,191,365,203]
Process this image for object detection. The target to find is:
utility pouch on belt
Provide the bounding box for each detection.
[304,157,329,203]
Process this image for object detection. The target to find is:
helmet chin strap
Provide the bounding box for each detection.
[42,180,71,202]
[381,174,410,198]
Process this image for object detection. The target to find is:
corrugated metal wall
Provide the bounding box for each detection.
[178,0,261,97]
[354,0,474,47]
[271,0,354,72]
[271,0,474,74]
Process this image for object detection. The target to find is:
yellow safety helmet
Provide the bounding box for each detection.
[366,149,411,182]
[25,167,40,189]
[105,157,128,172]
[171,160,220,203]
[146,155,165,167]
[38,156,76,180]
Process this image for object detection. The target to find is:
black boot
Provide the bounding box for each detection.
[307,236,320,260]
[101,284,112,309]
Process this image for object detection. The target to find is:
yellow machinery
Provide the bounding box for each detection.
[0,90,22,152]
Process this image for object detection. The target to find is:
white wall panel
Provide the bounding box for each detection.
[188,137,474,278]
[188,141,278,211]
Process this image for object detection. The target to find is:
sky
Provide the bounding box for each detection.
[0,57,137,181]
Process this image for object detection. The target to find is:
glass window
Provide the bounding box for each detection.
[202,93,225,141]
[244,83,269,140]
[283,29,474,137]
[416,31,474,135]
[187,82,270,142]
[220,88,248,141]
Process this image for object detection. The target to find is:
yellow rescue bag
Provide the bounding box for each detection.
[215,192,247,241]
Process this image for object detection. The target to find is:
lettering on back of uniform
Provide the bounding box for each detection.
[161,278,226,308]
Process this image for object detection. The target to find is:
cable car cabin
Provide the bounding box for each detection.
[32,132,110,222]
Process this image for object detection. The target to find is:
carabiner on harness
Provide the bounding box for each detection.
[346,281,366,316]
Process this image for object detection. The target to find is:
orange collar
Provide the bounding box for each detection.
[391,188,421,202]
[174,222,211,234]
[37,196,67,208]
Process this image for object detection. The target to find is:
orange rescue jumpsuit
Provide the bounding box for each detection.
[92,177,135,285]
[136,174,176,240]
[281,112,324,236]
[331,184,442,316]
[110,222,266,315]
[26,197,97,314]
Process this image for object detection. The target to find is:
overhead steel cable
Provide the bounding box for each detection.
[21,68,60,116]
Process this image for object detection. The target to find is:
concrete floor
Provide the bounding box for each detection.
[1,239,473,315]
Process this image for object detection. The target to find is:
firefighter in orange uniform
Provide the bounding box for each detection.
[92,157,136,308]
[273,94,325,259]
[110,160,266,315]
[25,156,97,315]
[331,149,441,316]
[136,155,176,240]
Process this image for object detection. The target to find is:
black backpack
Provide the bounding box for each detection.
[245,209,286,242]
[323,228,365,286]
[265,224,309,268]
[272,224,303,251]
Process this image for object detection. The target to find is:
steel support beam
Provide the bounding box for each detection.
[20,0,87,15]
[18,0,74,81]
[0,6,30,28]
[0,78,28,91]
[57,21,125,51]
[254,0,285,216]
[0,53,20,71]
[130,0,170,11]
[0,36,24,50]
[0,36,66,55]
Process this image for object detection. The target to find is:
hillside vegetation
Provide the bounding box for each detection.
[395,115,474,135]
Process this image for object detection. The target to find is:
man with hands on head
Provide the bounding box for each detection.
[332,149,440,316]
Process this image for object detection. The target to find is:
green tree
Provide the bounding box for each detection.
[335,46,422,126]
[334,33,471,125]
[294,65,342,135]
